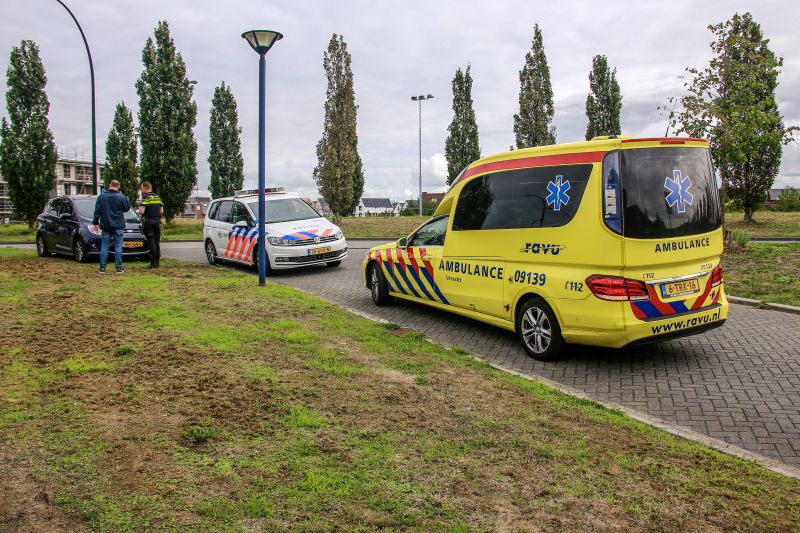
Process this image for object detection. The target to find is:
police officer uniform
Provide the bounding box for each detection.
[141,192,162,268]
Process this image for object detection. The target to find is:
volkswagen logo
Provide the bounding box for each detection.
[314,236,320,244]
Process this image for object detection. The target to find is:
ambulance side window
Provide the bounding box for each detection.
[409,215,449,247]
[452,164,592,231]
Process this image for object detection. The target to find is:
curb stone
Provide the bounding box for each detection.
[283,284,800,480]
[728,295,800,315]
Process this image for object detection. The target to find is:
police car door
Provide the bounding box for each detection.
[229,201,257,263]
[390,215,449,305]
[210,200,235,259]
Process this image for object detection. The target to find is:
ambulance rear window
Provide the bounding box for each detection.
[452,164,592,231]
[620,147,721,239]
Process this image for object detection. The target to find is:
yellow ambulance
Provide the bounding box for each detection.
[362,136,727,360]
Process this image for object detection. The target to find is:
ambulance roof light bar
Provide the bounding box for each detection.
[235,187,285,196]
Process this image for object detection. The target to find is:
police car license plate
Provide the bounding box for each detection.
[661,278,700,297]
[123,241,143,248]
[308,246,331,256]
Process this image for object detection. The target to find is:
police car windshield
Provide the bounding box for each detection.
[73,198,140,223]
[620,147,721,239]
[247,198,321,224]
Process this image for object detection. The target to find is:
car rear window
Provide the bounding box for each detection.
[452,164,592,231]
[620,147,721,239]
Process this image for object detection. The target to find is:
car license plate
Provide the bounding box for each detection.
[307,246,331,256]
[123,241,143,248]
[661,278,700,297]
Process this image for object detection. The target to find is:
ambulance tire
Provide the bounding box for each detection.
[516,297,564,361]
[370,263,393,306]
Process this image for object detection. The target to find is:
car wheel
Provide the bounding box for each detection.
[326,260,342,268]
[252,245,272,276]
[516,297,564,361]
[205,240,221,265]
[73,239,90,263]
[370,262,393,306]
[36,234,51,257]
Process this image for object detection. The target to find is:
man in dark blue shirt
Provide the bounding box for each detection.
[92,180,131,274]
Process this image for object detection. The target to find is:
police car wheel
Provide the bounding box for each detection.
[205,240,221,265]
[370,263,393,306]
[252,245,272,276]
[37,234,51,257]
[516,298,564,361]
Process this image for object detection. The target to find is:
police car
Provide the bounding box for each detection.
[203,188,347,273]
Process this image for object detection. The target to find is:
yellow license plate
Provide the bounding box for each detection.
[661,278,700,297]
[307,246,331,256]
[123,241,143,248]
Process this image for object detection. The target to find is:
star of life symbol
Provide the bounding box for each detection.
[664,170,693,213]
[546,175,570,211]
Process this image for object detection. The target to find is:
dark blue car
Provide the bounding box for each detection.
[36,195,151,262]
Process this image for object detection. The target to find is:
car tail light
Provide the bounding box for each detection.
[585,274,650,302]
[710,264,724,287]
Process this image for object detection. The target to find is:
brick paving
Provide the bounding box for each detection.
[162,241,800,468]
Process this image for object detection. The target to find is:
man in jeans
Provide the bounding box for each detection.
[92,180,131,274]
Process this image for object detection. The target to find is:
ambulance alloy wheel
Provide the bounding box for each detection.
[205,240,221,265]
[370,263,393,306]
[516,297,564,361]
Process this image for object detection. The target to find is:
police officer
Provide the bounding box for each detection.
[138,181,163,269]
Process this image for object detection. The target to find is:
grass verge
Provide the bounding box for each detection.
[726,211,800,237]
[1,248,799,532]
[722,242,800,307]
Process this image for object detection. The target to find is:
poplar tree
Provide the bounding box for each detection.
[104,102,139,206]
[345,143,364,216]
[313,34,358,224]
[668,12,797,224]
[0,41,56,228]
[208,81,244,199]
[445,64,481,186]
[136,21,198,221]
[585,55,622,140]
[513,24,556,149]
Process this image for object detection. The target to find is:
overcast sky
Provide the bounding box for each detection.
[1,0,798,201]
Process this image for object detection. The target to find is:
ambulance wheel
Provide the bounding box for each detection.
[370,263,393,306]
[205,240,221,265]
[516,297,564,361]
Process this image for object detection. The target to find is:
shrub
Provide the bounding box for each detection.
[774,186,800,212]
[730,230,749,249]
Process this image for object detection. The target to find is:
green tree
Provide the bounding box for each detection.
[585,55,622,140]
[208,81,244,199]
[136,21,198,221]
[774,186,800,212]
[0,41,56,228]
[104,102,139,206]
[344,141,364,216]
[444,64,481,186]
[667,12,796,224]
[313,34,358,224]
[513,24,556,149]
[401,198,438,217]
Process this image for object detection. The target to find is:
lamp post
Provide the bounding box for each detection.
[242,30,283,286]
[411,94,433,216]
[55,0,97,195]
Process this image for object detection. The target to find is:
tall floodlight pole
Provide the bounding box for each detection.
[411,94,433,216]
[242,30,283,286]
[55,0,97,195]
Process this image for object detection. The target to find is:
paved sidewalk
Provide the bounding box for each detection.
[160,241,800,468]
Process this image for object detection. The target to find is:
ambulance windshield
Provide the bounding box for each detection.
[620,147,721,239]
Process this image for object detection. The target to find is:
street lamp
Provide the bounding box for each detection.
[242,30,283,286]
[55,0,98,195]
[411,94,433,216]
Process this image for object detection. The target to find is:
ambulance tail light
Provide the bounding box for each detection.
[710,264,724,287]
[585,275,650,302]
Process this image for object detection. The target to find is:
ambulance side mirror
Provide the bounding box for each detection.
[398,237,407,249]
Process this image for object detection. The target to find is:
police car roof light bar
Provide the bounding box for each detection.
[235,187,285,196]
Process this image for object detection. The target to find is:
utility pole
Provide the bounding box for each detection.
[411,94,433,216]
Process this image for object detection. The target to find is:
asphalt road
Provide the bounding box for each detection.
[7,240,799,470]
